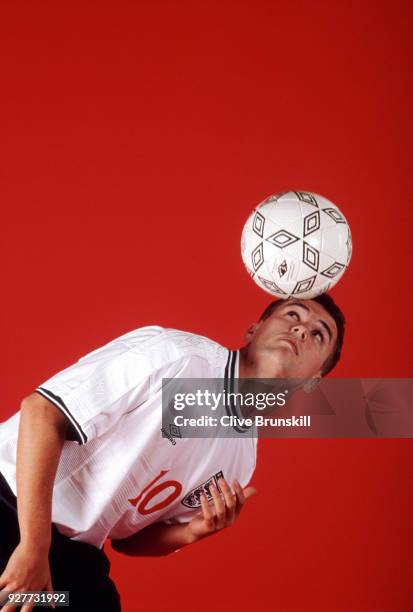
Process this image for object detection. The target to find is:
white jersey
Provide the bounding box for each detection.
[0,327,257,548]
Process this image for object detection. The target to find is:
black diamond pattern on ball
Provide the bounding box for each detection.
[252,211,265,238]
[251,243,264,272]
[322,208,346,224]
[258,276,287,294]
[321,262,345,278]
[303,242,320,272]
[303,211,320,237]
[278,260,288,277]
[266,230,299,249]
[292,276,316,294]
[295,191,318,207]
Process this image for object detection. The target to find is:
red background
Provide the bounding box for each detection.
[1,1,412,610]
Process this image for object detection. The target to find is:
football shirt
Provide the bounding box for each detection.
[0,327,257,548]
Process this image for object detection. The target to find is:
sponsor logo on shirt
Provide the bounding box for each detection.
[181,471,224,508]
[161,424,181,445]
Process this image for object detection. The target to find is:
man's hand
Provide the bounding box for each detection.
[0,542,54,611]
[187,478,256,541]
[111,478,256,557]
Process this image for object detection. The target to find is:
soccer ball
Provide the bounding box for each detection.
[241,191,352,299]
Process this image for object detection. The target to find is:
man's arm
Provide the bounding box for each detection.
[111,521,196,557]
[111,479,256,557]
[0,393,68,603]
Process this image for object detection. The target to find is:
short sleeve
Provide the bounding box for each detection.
[35,326,183,444]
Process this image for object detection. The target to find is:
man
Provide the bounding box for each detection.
[0,294,344,611]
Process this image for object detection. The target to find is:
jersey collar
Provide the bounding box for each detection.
[224,350,252,433]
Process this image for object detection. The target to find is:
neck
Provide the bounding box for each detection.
[237,346,306,419]
[238,346,252,378]
[238,345,288,378]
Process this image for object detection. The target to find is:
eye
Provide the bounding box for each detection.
[312,329,324,343]
[286,310,300,321]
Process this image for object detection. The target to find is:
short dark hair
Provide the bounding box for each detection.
[259,294,345,376]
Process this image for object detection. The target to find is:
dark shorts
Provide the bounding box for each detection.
[0,473,121,611]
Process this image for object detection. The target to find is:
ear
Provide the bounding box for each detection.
[245,322,259,343]
[302,375,321,394]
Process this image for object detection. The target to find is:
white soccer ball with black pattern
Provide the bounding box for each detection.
[241,191,352,299]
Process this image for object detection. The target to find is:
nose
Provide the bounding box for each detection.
[291,324,308,342]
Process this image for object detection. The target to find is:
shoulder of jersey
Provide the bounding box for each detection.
[108,325,226,362]
[163,327,225,357]
[77,326,228,375]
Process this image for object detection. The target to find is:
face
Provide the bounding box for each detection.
[242,299,338,380]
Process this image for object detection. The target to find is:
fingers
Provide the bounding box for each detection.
[199,491,215,532]
[209,478,239,529]
[233,480,256,514]
[1,591,32,612]
[46,577,56,610]
[209,483,226,530]
[218,478,236,525]
[0,585,16,612]
[0,593,54,612]
[1,603,18,612]
[233,479,245,506]
[243,486,257,500]
[200,478,257,535]
[0,589,7,608]
[0,591,40,612]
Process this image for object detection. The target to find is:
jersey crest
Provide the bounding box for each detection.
[181,471,224,508]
